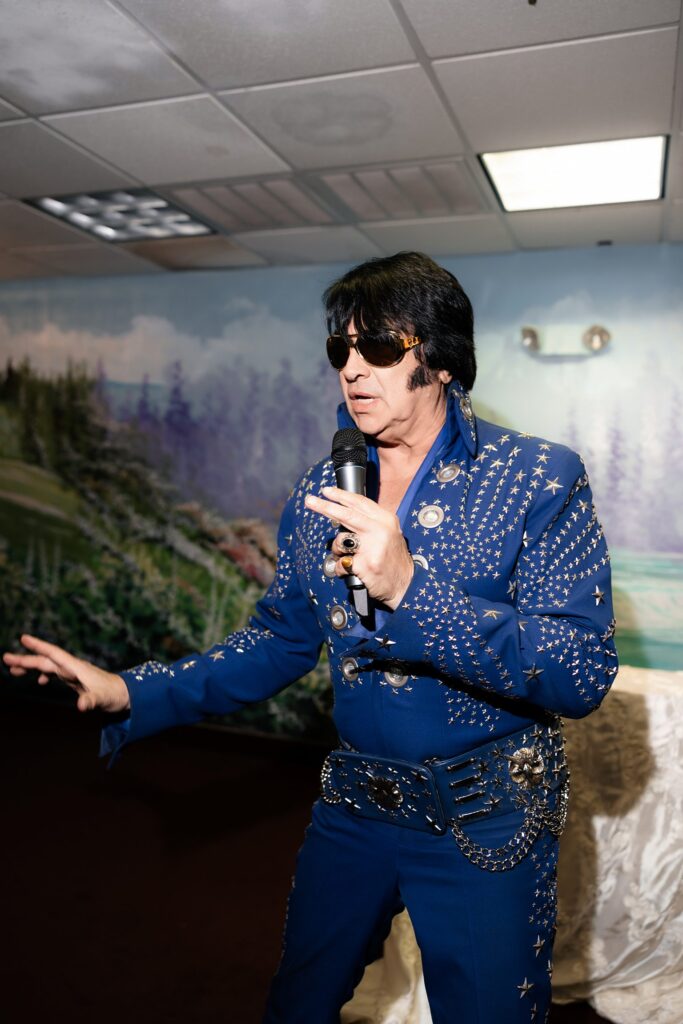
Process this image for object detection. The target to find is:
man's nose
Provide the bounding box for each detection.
[342,344,369,380]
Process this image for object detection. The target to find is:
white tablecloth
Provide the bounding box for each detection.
[342,666,683,1024]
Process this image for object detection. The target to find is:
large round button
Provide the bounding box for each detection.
[418,504,444,528]
[323,552,338,578]
[330,605,348,630]
[459,396,473,421]
[436,463,461,483]
[412,553,429,571]
[384,670,408,688]
[341,657,359,682]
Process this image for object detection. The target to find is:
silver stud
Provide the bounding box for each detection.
[436,463,461,483]
[460,396,473,421]
[323,552,338,578]
[341,657,359,682]
[412,554,429,571]
[418,504,444,528]
[384,670,408,688]
[330,605,348,630]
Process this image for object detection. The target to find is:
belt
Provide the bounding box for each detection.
[320,722,570,871]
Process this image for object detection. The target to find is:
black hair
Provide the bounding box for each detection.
[323,251,476,391]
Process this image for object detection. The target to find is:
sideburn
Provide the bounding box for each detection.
[407,363,440,391]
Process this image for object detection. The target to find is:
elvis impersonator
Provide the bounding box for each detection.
[4,252,618,1024]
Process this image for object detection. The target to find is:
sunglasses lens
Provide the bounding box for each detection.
[326,334,349,369]
[358,331,403,367]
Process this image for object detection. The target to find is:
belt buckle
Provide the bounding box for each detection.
[323,751,448,835]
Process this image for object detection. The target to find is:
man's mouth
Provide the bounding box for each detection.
[349,392,377,404]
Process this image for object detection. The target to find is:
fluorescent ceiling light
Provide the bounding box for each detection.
[28,189,214,243]
[481,136,666,212]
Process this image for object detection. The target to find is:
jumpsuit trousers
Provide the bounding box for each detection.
[262,794,560,1024]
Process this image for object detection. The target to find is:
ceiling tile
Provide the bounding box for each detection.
[665,200,683,240]
[0,97,24,122]
[360,215,514,256]
[7,243,163,277]
[0,250,49,280]
[118,0,414,88]
[0,121,133,198]
[0,200,97,248]
[401,0,680,59]
[435,28,678,152]
[231,225,383,264]
[668,134,683,198]
[121,235,266,269]
[44,97,288,184]
[507,201,663,248]
[220,66,463,170]
[0,0,200,115]
[166,179,333,233]
[319,160,486,220]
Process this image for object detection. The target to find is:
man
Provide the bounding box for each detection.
[4,252,618,1024]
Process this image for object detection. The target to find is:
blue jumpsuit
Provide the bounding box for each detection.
[101,381,618,1024]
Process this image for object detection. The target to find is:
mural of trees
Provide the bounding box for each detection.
[0,358,336,742]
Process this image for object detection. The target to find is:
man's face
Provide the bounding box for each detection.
[338,317,450,442]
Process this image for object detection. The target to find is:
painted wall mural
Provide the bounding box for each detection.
[1,243,681,740]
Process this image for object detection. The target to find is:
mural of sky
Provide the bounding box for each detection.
[1,241,682,670]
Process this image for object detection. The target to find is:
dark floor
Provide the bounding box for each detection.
[2,688,611,1024]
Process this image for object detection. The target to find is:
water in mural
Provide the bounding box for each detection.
[0,246,681,744]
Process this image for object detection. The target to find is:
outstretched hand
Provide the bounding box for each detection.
[3,634,131,714]
[305,486,414,610]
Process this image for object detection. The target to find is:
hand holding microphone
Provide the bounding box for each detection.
[303,428,415,613]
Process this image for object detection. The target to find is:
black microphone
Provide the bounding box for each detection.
[331,427,370,619]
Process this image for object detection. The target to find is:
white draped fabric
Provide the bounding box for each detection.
[342,666,683,1024]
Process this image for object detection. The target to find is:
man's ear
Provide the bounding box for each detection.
[438,370,453,385]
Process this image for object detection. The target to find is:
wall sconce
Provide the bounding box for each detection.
[520,324,611,359]
[521,326,540,351]
[582,325,611,353]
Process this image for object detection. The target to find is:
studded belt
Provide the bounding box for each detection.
[320,722,570,871]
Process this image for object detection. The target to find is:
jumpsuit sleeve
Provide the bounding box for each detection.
[351,449,618,719]
[99,479,324,766]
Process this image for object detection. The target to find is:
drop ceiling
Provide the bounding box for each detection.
[0,0,681,278]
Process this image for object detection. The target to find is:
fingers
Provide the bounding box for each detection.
[18,634,77,673]
[77,692,96,712]
[321,487,388,522]
[3,652,60,675]
[305,493,362,530]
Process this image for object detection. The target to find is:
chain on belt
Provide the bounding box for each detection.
[320,722,570,872]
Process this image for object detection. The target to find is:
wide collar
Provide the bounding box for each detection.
[335,379,479,460]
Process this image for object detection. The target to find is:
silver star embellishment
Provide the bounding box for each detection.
[517,978,534,998]
[544,477,563,494]
[209,651,225,661]
[533,935,545,956]
[524,665,544,682]
[483,609,503,619]
[377,636,396,648]
[592,586,605,605]
[182,660,197,670]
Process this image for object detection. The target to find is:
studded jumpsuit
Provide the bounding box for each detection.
[101,380,618,1024]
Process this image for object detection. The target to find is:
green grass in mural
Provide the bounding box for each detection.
[0,359,335,743]
[0,494,94,563]
[0,457,81,516]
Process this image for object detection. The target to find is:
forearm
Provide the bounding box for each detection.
[347,565,616,717]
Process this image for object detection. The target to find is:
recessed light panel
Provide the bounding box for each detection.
[28,189,214,242]
[481,136,666,212]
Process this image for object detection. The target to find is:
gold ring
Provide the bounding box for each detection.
[340,555,354,573]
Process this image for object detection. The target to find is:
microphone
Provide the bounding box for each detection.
[331,427,370,619]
